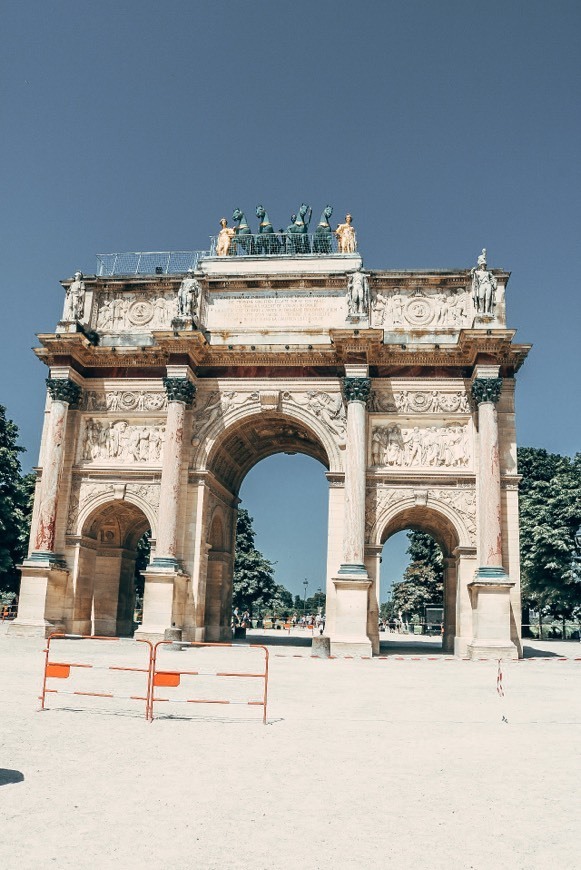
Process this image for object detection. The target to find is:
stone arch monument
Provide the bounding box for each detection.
[11,217,530,659]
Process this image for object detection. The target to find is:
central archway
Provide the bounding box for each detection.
[187,409,335,643]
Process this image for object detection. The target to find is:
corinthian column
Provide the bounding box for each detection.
[152,376,196,567]
[329,367,372,657]
[137,374,195,641]
[468,368,516,660]
[338,374,371,575]
[32,377,81,559]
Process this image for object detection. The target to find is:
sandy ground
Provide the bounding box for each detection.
[1,626,580,870]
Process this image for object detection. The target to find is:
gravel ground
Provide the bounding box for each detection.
[0,625,579,870]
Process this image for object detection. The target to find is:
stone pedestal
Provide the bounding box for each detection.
[8,560,68,637]
[467,575,517,660]
[312,635,331,658]
[330,576,372,656]
[135,567,188,642]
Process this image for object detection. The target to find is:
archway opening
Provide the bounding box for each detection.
[377,505,460,654]
[202,412,331,644]
[76,501,151,637]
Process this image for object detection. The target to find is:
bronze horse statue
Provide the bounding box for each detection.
[255,205,280,255]
[286,203,312,254]
[232,207,252,254]
[313,205,333,254]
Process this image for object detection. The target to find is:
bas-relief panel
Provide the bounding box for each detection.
[82,390,168,412]
[369,389,470,414]
[204,292,348,330]
[77,418,166,465]
[370,420,473,470]
[371,287,474,330]
[92,291,178,333]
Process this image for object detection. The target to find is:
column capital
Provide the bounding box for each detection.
[163,377,196,405]
[471,377,502,405]
[341,377,371,405]
[46,378,81,406]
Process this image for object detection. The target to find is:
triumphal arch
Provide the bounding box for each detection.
[11,207,530,658]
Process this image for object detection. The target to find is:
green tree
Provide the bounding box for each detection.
[0,406,33,594]
[518,448,581,619]
[232,508,278,614]
[406,530,443,584]
[391,562,443,620]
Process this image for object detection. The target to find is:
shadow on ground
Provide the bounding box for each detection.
[0,769,24,786]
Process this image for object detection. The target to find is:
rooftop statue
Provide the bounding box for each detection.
[314,205,333,254]
[286,203,312,254]
[255,205,280,255]
[216,218,235,257]
[470,248,497,316]
[232,208,252,254]
[335,213,356,253]
[63,271,86,322]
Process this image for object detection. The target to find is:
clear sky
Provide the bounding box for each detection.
[1,1,579,598]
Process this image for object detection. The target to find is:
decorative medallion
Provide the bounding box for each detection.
[404,296,435,326]
[127,300,154,326]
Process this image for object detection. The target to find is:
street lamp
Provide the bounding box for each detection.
[303,579,309,616]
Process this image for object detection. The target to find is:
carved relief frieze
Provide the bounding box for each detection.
[370,421,472,469]
[371,286,473,330]
[92,290,177,333]
[78,418,166,464]
[369,389,470,414]
[82,390,168,412]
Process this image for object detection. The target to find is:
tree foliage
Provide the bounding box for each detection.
[518,447,581,617]
[406,531,443,584]
[391,561,443,618]
[232,508,280,614]
[0,406,33,594]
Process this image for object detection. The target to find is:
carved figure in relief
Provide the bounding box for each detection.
[471,249,497,315]
[306,391,346,440]
[63,271,86,321]
[153,296,167,326]
[335,213,356,253]
[371,290,388,324]
[347,270,369,317]
[81,418,164,464]
[216,218,236,257]
[371,423,470,468]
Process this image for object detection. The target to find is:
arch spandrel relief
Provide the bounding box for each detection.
[365,485,476,549]
[67,479,160,537]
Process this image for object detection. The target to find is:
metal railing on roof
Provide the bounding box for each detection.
[208,232,357,258]
[96,251,206,276]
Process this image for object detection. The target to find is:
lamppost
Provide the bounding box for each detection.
[303,579,309,617]
[574,526,581,642]
[317,585,323,614]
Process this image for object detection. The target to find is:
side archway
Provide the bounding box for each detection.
[72,500,151,636]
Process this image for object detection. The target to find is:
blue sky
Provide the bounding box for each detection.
[1,1,579,597]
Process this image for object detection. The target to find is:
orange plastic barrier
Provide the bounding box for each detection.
[150,640,269,724]
[1,604,17,622]
[40,633,153,719]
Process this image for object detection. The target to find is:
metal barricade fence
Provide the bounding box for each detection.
[40,634,153,719]
[149,641,269,724]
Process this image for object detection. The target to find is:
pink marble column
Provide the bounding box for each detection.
[338,376,371,576]
[150,377,195,568]
[471,377,504,576]
[33,378,81,557]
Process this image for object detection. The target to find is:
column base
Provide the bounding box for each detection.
[9,561,69,638]
[467,640,518,661]
[8,619,65,638]
[329,574,372,656]
[134,565,189,641]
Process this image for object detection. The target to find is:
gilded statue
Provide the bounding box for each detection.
[335,213,356,253]
[470,249,497,315]
[216,218,235,257]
